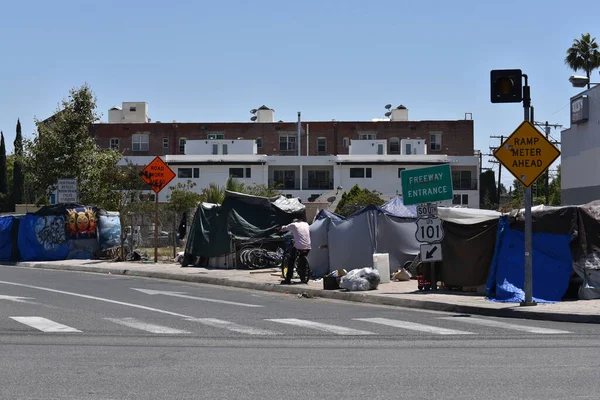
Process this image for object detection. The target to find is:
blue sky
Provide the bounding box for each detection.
[1,0,598,189]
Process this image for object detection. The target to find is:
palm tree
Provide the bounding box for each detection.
[565,33,600,89]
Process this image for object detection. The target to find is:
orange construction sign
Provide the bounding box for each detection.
[139,156,176,193]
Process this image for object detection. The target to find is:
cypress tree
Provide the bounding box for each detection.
[12,119,24,204]
[0,131,6,194]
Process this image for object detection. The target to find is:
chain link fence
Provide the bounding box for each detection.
[120,205,196,262]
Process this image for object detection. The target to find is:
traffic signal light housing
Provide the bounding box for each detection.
[490,69,523,103]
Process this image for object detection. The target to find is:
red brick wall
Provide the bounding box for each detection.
[89,120,474,157]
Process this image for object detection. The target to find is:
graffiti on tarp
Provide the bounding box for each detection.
[66,207,98,239]
[35,216,67,250]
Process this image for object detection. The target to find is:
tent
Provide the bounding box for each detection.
[183,191,306,266]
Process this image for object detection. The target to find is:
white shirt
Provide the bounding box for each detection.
[281,222,311,250]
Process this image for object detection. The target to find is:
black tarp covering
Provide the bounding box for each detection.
[440,219,499,288]
[184,192,306,259]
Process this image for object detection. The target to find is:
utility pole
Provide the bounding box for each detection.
[534,121,562,205]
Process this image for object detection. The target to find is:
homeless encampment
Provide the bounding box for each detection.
[0,204,121,262]
[182,191,306,267]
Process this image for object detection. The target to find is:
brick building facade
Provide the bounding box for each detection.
[90,119,474,158]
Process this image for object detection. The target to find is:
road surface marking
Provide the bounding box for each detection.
[105,318,190,334]
[132,288,263,308]
[354,317,475,335]
[440,316,572,334]
[267,319,375,335]
[187,318,281,335]
[0,295,36,304]
[0,280,192,318]
[10,317,81,333]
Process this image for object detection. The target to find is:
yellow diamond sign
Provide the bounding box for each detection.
[494,121,561,188]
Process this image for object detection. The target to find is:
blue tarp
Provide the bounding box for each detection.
[0,216,13,261]
[17,214,70,261]
[486,216,573,303]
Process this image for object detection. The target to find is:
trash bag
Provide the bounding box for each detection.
[178,212,187,240]
[339,267,381,291]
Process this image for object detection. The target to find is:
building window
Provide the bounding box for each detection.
[430,132,442,152]
[193,168,199,178]
[377,144,384,155]
[212,144,218,155]
[129,106,136,112]
[132,134,149,152]
[317,138,327,153]
[359,132,377,140]
[178,168,192,178]
[389,137,400,154]
[109,138,119,150]
[398,168,405,178]
[453,194,469,205]
[222,144,228,155]
[163,137,169,149]
[207,132,224,140]
[279,135,296,152]
[179,138,186,154]
[452,170,474,190]
[350,168,365,178]
[366,168,372,178]
[245,168,251,178]
[229,168,244,178]
[256,138,263,148]
[405,143,413,155]
[343,137,349,149]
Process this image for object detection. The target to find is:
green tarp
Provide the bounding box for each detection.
[184,191,306,259]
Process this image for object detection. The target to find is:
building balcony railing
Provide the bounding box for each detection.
[268,179,333,191]
[453,179,478,190]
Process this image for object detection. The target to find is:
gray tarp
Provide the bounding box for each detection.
[307,218,330,277]
[375,213,420,271]
[327,210,377,274]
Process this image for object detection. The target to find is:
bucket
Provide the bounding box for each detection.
[372,253,390,283]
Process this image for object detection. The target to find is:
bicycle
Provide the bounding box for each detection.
[281,236,311,284]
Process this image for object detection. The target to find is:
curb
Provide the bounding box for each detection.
[11,262,600,324]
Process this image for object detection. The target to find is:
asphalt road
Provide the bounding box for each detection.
[1,265,599,400]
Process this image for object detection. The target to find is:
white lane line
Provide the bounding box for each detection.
[266,318,375,336]
[132,288,264,308]
[0,280,192,318]
[187,318,282,336]
[10,317,82,333]
[440,316,572,334]
[354,317,475,335]
[105,318,190,334]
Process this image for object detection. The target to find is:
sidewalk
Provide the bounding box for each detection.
[7,259,600,324]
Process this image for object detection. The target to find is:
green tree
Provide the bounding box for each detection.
[12,119,24,205]
[479,170,498,209]
[565,33,600,89]
[0,131,6,195]
[549,165,561,206]
[166,180,202,214]
[23,84,121,208]
[334,184,384,216]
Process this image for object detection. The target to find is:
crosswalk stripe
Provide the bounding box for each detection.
[105,318,190,334]
[10,317,82,333]
[187,318,282,335]
[354,317,475,335]
[267,318,375,335]
[439,316,572,334]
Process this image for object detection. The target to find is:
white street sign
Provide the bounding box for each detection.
[420,243,442,262]
[57,178,78,203]
[415,217,444,243]
[416,203,438,218]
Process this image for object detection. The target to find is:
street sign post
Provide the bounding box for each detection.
[140,157,176,263]
[400,164,453,206]
[493,120,561,188]
[415,217,444,243]
[57,179,78,204]
[420,243,442,263]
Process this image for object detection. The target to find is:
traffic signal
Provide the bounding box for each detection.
[490,69,523,103]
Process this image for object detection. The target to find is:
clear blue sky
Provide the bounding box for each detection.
[1,0,598,190]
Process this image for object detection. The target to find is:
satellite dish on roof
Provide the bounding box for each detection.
[250,109,258,114]
[250,116,257,121]
[385,112,392,117]
[385,104,392,110]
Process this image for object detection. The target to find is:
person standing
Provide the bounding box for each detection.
[280,219,311,284]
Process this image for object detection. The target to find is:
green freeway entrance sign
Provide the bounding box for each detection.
[401,164,453,205]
